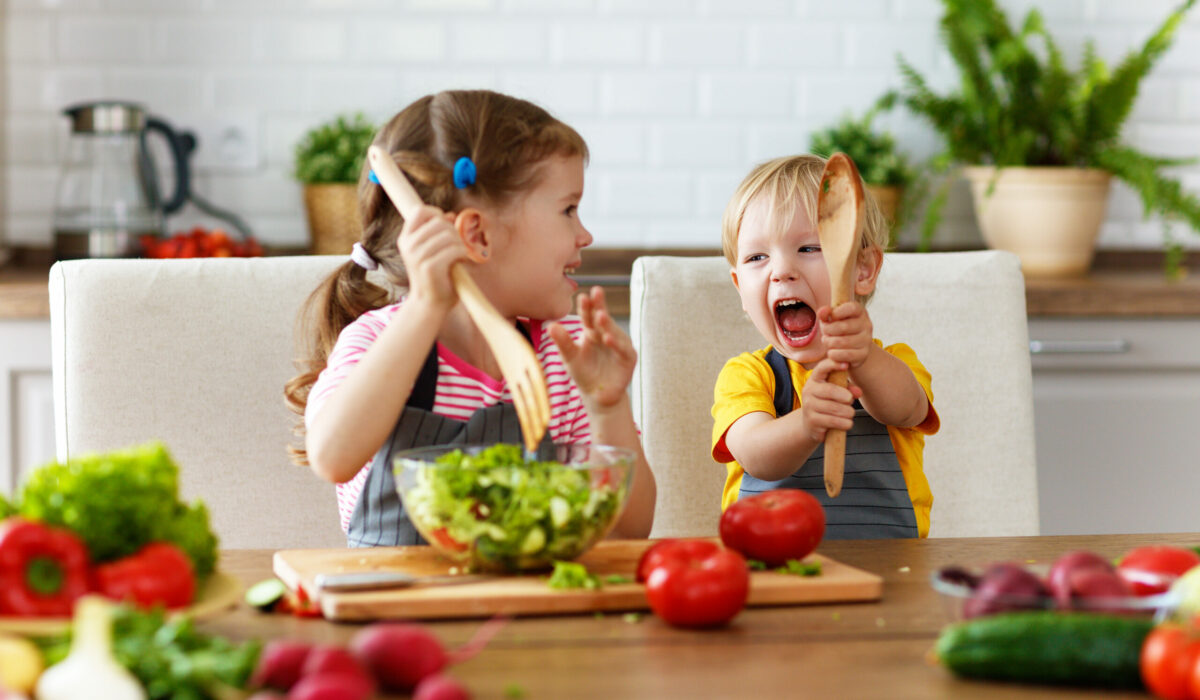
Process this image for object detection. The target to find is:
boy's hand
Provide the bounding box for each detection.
[818,301,874,369]
[397,205,469,309]
[799,357,862,442]
[548,286,636,413]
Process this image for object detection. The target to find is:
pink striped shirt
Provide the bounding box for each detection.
[306,301,592,532]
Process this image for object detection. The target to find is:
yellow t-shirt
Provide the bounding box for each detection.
[711,341,940,537]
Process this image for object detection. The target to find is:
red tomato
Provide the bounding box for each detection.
[93,541,196,609]
[643,541,749,628]
[1119,546,1200,596]
[636,539,721,583]
[719,490,825,567]
[429,527,467,554]
[1142,623,1200,700]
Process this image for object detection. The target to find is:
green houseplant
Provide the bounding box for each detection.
[809,107,919,246]
[294,113,377,255]
[894,0,1200,276]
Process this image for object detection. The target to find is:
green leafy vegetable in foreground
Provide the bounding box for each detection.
[400,443,627,571]
[39,605,261,700]
[18,442,219,578]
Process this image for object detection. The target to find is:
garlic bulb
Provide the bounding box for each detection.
[35,597,146,700]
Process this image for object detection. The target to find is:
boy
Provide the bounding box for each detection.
[712,155,939,538]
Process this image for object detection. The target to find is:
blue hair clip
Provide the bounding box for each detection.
[453,156,477,189]
[368,170,380,184]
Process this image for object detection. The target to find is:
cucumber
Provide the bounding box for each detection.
[934,611,1154,688]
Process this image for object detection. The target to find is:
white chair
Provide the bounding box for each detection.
[49,256,349,549]
[630,251,1039,539]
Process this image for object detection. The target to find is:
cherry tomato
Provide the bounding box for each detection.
[643,541,749,628]
[719,489,825,567]
[1119,546,1200,596]
[636,539,721,583]
[1142,623,1200,700]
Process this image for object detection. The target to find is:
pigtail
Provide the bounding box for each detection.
[285,261,391,466]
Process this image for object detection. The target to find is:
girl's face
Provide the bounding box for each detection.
[484,154,592,320]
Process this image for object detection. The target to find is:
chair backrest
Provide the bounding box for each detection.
[630,251,1039,538]
[49,256,349,549]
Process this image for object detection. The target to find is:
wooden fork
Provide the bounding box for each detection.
[816,152,866,498]
[367,146,551,452]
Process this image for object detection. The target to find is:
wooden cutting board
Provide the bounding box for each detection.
[273,540,882,621]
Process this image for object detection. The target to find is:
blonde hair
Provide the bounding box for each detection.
[285,90,588,465]
[720,154,889,301]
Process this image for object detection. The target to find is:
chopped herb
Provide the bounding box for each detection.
[747,559,769,571]
[777,559,822,576]
[504,683,527,699]
[547,561,601,590]
[622,612,643,624]
[603,574,633,585]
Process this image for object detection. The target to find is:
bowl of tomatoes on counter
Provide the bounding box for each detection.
[140,227,263,258]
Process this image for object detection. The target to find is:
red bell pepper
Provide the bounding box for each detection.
[0,517,91,617]
[93,541,196,609]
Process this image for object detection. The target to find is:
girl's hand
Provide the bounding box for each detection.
[818,301,874,369]
[397,205,470,309]
[799,357,862,442]
[548,286,636,413]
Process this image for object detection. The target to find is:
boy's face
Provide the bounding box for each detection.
[730,195,877,368]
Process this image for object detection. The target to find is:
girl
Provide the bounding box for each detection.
[286,90,656,546]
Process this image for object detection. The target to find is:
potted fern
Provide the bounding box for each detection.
[809,107,918,247]
[294,113,376,255]
[894,0,1200,276]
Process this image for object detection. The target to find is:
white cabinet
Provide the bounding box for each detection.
[0,319,54,498]
[1029,318,1200,536]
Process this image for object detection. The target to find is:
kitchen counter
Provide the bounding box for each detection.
[6,249,1200,319]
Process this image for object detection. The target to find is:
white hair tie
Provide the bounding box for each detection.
[350,242,378,271]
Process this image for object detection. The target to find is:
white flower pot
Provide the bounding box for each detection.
[962,166,1112,277]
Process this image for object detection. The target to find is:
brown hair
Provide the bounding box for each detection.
[720,154,889,302]
[285,90,588,465]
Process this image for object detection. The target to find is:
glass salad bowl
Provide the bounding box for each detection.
[394,443,634,573]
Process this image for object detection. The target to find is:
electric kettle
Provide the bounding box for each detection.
[52,101,192,259]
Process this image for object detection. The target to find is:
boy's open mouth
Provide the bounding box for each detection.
[775,298,817,346]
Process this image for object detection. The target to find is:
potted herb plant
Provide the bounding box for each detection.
[894,0,1200,276]
[809,107,918,247]
[294,113,377,255]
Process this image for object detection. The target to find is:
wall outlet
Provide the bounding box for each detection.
[186,113,259,172]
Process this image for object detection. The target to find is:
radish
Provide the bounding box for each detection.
[287,672,373,700]
[351,616,508,692]
[414,674,472,700]
[301,645,371,682]
[247,693,286,700]
[351,624,447,691]
[252,640,316,691]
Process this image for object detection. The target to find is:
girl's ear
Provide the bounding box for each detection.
[454,208,490,263]
[853,246,883,296]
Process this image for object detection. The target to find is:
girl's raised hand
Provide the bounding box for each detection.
[397,204,471,309]
[548,286,636,413]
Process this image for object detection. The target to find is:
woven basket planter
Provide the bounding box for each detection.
[303,184,361,255]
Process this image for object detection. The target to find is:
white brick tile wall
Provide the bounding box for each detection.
[3,1,1200,253]
[551,21,645,64]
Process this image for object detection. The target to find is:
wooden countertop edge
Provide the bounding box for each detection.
[6,248,1200,320]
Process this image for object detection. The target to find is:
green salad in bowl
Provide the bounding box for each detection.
[394,443,634,572]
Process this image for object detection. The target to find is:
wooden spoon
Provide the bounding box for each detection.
[367,146,551,452]
[816,153,866,498]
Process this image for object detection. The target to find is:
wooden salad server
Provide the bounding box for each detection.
[367,146,551,452]
[815,153,866,498]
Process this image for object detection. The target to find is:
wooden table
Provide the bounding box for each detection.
[204,533,1195,699]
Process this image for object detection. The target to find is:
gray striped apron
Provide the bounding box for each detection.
[736,348,918,539]
[346,331,554,547]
